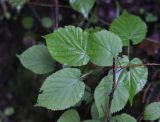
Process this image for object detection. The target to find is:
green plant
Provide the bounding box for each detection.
[18,7,160,122]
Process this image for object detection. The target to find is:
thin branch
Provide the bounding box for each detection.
[27,2,70,8]
[54,0,59,29]
[105,58,116,122]
[80,70,94,80]
[117,63,160,69]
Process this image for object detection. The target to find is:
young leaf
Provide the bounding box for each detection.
[88,30,122,66]
[144,102,160,121]
[44,26,89,66]
[110,11,147,46]
[36,68,85,110]
[69,0,95,18]
[116,55,148,103]
[57,109,80,122]
[110,113,137,122]
[18,45,54,74]
[94,74,129,118]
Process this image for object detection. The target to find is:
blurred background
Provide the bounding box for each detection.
[1,0,160,122]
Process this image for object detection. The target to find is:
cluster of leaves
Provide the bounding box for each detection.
[17,0,160,121]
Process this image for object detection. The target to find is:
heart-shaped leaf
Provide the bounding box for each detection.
[18,45,54,74]
[44,26,89,66]
[88,30,122,66]
[110,11,147,46]
[36,68,85,110]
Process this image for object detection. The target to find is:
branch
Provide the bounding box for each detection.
[54,0,59,29]
[117,63,160,69]
[27,2,70,8]
[105,58,116,122]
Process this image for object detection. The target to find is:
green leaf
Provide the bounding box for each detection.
[83,120,101,122]
[116,55,148,103]
[91,102,99,119]
[18,45,54,74]
[69,0,95,18]
[94,74,129,118]
[57,109,80,122]
[110,113,137,122]
[144,102,160,121]
[110,11,147,46]
[22,16,34,29]
[36,68,85,110]
[41,17,53,28]
[88,30,122,66]
[44,26,89,66]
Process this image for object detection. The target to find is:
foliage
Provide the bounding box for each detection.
[18,8,156,122]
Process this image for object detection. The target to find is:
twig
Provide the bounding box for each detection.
[27,2,70,8]
[80,70,94,80]
[54,0,59,29]
[117,63,160,69]
[105,58,116,122]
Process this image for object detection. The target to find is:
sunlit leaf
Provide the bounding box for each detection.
[44,26,89,66]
